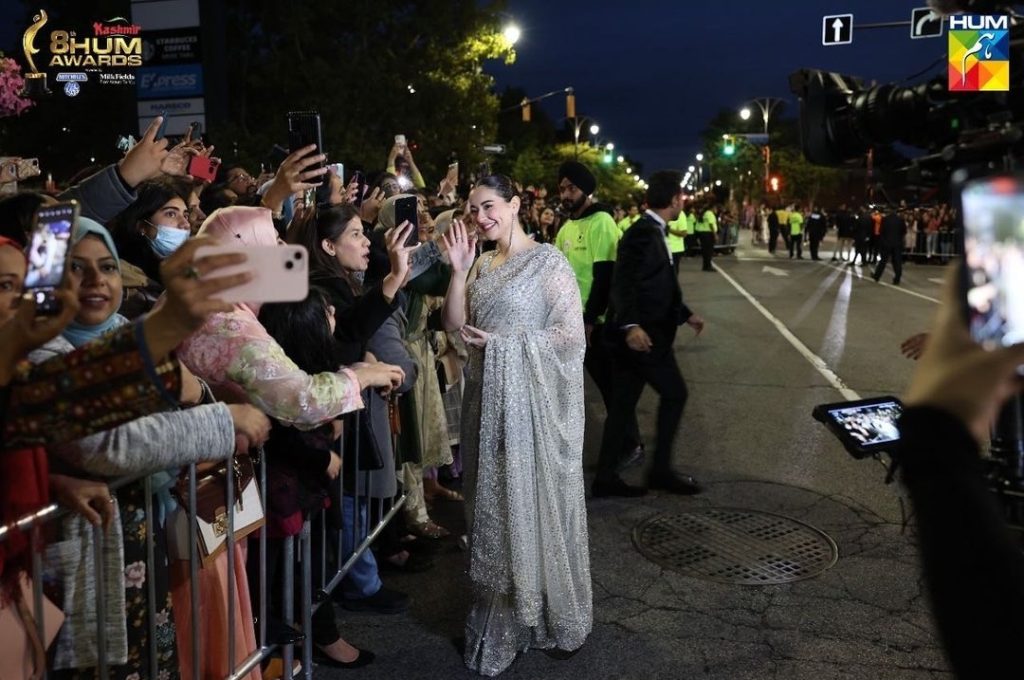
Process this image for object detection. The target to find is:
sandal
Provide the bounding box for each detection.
[408,519,451,539]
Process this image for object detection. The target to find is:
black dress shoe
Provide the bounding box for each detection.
[313,646,376,669]
[647,472,703,495]
[266,619,305,645]
[543,646,581,661]
[341,586,409,614]
[591,476,648,498]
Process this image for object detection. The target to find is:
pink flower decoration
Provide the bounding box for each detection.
[0,56,35,119]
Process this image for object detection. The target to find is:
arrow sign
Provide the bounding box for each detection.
[822,14,853,45]
[762,266,789,277]
[911,7,944,39]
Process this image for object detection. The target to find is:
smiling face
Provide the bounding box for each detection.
[0,245,26,326]
[468,185,520,243]
[322,216,371,272]
[69,235,122,326]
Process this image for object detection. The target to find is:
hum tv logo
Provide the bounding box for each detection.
[948,14,1010,91]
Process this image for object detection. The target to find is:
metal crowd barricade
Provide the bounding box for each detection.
[0,388,407,680]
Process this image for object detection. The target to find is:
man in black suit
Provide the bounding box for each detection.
[872,207,907,285]
[593,170,706,497]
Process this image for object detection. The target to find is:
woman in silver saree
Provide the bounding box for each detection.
[441,175,593,676]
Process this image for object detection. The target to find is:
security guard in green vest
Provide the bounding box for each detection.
[788,206,804,259]
[694,202,717,272]
[667,210,688,274]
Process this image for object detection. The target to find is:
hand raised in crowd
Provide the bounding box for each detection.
[227,403,272,454]
[384,221,418,283]
[351,360,405,396]
[160,128,204,179]
[261,144,328,214]
[460,325,491,349]
[340,176,361,206]
[360,187,384,224]
[118,115,171,188]
[442,218,477,273]
[900,332,929,361]
[326,452,341,480]
[0,284,80,385]
[143,236,252,360]
[49,474,115,529]
[903,267,1024,443]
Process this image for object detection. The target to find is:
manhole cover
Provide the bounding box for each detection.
[631,508,838,585]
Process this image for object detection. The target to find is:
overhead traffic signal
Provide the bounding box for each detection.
[722,134,736,156]
[769,175,780,192]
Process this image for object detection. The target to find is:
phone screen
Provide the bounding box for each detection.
[961,175,1024,349]
[25,201,78,314]
[812,396,903,458]
[393,195,419,247]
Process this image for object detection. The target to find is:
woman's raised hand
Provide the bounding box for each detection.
[442,218,477,273]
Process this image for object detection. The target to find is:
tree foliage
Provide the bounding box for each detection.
[220,0,515,183]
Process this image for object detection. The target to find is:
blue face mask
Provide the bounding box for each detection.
[146,224,190,259]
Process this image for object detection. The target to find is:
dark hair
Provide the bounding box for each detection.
[473,174,519,202]
[108,176,191,282]
[258,286,340,374]
[0,192,48,246]
[291,204,363,292]
[645,170,685,210]
[200,185,239,215]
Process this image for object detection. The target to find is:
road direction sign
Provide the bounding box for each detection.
[911,7,944,39]
[822,14,853,45]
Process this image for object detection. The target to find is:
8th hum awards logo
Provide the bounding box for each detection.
[948,14,1010,91]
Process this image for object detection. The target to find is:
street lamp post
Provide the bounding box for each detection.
[739,97,784,192]
[571,118,599,159]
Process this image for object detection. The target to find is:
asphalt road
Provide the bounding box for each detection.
[316,235,955,680]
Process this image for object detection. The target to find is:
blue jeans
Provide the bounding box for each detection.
[341,494,382,599]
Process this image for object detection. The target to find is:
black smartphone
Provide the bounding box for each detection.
[352,170,366,207]
[25,200,79,315]
[812,396,903,459]
[265,144,289,172]
[956,171,1024,350]
[286,111,325,172]
[155,111,169,140]
[393,195,419,247]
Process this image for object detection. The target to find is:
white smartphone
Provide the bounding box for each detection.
[394,134,406,148]
[194,244,308,304]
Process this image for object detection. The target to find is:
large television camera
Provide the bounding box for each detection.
[789,1,1024,183]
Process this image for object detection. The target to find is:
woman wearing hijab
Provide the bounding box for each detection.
[178,205,405,667]
[26,218,271,679]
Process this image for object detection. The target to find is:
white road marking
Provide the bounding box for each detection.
[821,261,940,304]
[713,262,861,400]
[762,266,788,277]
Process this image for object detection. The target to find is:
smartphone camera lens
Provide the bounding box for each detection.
[285,261,294,270]
[293,251,303,260]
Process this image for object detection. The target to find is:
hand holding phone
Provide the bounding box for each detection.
[193,244,308,304]
[155,111,169,141]
[25,201,79,315]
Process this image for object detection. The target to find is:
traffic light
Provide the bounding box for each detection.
[566,92,576,119]
[602,151,612,165]
[521,98,531,122]
[769,175,780,192]
[722,135,736,156]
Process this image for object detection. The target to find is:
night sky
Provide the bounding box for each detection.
[488,0,949,173]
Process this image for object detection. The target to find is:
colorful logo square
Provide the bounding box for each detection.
[949,15,1010,91]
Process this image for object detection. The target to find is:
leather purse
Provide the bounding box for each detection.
[175,453,265,566]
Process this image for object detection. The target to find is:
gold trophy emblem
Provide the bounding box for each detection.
[22,10,49,96]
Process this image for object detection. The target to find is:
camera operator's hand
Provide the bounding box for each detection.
[360,187,384,224]
[904,268,1024,443]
